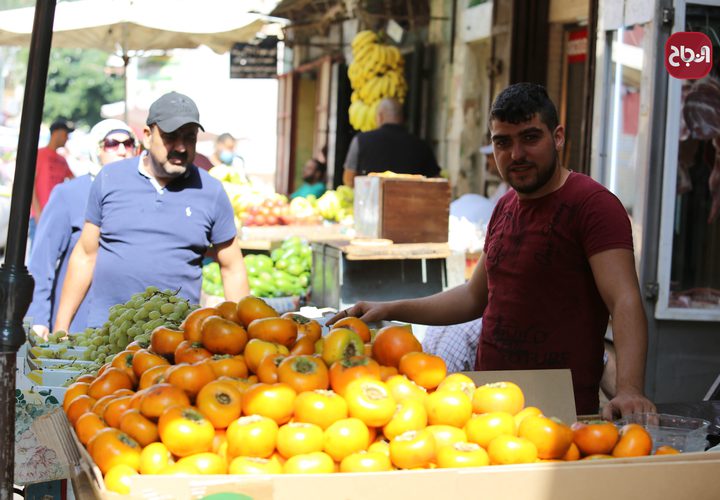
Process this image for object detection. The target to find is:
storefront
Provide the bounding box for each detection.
[649,0,719,402]
[588,0,720,403]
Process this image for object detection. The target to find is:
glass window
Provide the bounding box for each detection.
[668,3,720,312]
[602,25,645,217]
[657,1,720,320]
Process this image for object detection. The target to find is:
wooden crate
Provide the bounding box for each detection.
[354,176,450,243]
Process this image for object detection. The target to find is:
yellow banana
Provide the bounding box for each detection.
[362,53,378,80]
[348,101,359,129]
[381,74,392,97]
[375,45,387,73]
[352,30,378,52]
[359,79,372,101]
[353,41,377,65]
[385,45,396,68]
[348,61,360,79]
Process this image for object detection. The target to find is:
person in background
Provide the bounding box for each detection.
[27,119,137,337]
[209,132,248,181]
[290,157,327,199]
[342,98,440,187]
[210,133,237,167]
[331,83,656,419]
[31,118,75,227]
[54,92,249,330]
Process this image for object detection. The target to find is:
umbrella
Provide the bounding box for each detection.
[0,0,275,119]
[0,0,269,54]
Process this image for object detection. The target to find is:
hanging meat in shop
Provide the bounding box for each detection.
[681,76,720,223]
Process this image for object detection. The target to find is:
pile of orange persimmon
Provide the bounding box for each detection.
[62,296,674,494]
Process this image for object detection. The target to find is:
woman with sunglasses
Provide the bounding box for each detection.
[27,119,137,338]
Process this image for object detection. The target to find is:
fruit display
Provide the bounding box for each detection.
[203,237,312,299]
[201,261,223,298]
[209,163,354,227]
[63,298,676,495]
[31,287,197,369]
[315,186,354,224]
[348,30,408,132]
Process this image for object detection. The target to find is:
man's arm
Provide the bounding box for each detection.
[333,253,490,325]
[53,222,100,332]
[215,237,249,301]
[589,248,656,419]
[343,169,356,187]
[343,135,360,187]
[31,189,42,221]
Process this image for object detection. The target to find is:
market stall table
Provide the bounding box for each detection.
[310,240,451,311]
[237,224,353,251]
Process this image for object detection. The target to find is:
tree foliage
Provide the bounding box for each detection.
[42,48,124,127]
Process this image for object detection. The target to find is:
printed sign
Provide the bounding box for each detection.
[230,36,278,79]
[665,32,713,79]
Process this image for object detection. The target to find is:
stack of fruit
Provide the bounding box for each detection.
[64,296,671,495]
[315,186,354,224]
[201,262,223,298]
[202,237,313,300]
[247,237,312,298]
[347,30,407,132]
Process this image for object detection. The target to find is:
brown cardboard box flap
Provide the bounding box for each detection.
[31,409,76,467]
[462,369,577,424]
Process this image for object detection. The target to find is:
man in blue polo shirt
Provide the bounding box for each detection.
[54,92,249,329]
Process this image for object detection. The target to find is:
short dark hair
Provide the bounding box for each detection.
[313,158,327,176]
[489,83,559,131]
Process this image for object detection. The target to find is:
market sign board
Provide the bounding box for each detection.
[230,36,278,79]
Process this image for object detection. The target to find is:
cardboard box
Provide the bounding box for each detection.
[354,176,450,243]
[86,439,720,500]
[35,370,720,500]
[462,369,577,424]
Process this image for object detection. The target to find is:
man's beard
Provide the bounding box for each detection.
[508,151,558,195]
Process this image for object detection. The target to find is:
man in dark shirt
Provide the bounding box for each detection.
[342,98,440,186]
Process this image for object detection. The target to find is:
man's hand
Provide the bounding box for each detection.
[32,324,50,341]
[326,301,390,325]
[601,389,656,420]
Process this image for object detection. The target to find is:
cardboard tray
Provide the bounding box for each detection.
[82,437,720,500]
[33,370,720,500]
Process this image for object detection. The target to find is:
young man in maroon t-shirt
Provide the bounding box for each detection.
[332,83,655,419]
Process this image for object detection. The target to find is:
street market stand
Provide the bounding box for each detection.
[310,240,451,311]
[236,223,353,251]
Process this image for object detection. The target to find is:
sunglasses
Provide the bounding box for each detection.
[103,138,136,150]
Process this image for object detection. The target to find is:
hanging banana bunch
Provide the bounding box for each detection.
[347,30,408,132]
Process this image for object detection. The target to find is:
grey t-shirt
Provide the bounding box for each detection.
[343,135,360,173]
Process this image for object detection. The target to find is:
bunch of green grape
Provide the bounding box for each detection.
[66,286,197,364]
[33,346,80,360]
[62,363,104,386]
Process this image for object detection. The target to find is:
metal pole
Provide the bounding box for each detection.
[0,1,57,498]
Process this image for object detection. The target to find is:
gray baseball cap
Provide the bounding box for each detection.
[146,91,204,132]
